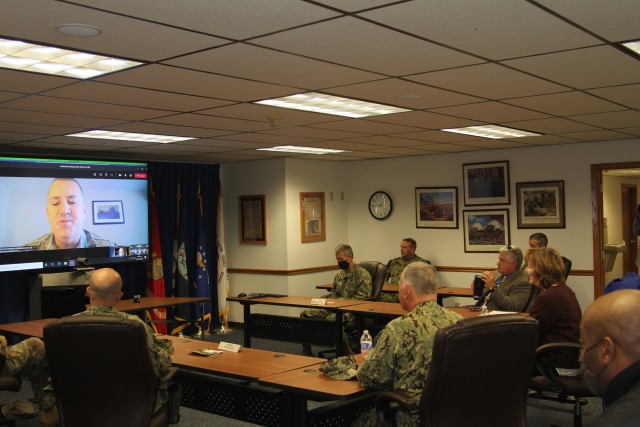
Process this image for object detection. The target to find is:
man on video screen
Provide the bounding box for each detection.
[25,178,116,250]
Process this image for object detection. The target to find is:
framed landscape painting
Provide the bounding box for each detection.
[463,161,510,206]
[463,209,510,253]
[516,180,565,229]
[415,187,458,229]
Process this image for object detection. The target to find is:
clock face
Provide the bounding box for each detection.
[369,191,392,220]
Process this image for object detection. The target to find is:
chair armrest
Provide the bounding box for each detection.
[376,390,419,427]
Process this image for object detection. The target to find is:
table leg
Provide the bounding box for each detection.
[242,303,252,348]
[287,395,308,427]
[336,311,343,356]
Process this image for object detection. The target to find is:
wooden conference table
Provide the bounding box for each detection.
[0,318,372,426]
[114,296,210,313]
[166,335,374,425]
[315,283,474,305]
[227,295,367,355]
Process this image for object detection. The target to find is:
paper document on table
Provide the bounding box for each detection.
[484,310,517,315]
[192,349,223,357]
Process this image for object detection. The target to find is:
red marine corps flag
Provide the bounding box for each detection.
[145,185,167,334]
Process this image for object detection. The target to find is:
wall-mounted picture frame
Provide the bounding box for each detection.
[92,200,124,224]
[300,192,326,243]
[463,209,510,253]
[415,187,458,229]
[516,180,565,229]
[239,194,267,244]
[463,160,510,206]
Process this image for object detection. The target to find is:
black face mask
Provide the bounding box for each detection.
[337,260,349,270]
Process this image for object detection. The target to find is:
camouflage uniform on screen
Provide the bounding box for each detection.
[74,306,173,410]
[353,301,462,427]
[301,264,372,323]
[379,256,430,303]
[25,230,116,250]
[0,336,54,420]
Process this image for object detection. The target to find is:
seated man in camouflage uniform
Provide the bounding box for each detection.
[0,335,53,420]
[380,238,430,302]
[24,178,116,250]
[300,244,372,356]
[74,268,173,411]
[354,262,462,427]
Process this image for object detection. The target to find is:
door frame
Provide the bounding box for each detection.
[591,161,640,298]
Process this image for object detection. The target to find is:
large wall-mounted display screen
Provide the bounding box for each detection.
[0,156,149,272]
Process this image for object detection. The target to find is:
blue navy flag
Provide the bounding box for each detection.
[195,213,212,332]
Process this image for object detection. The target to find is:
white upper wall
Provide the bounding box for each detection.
[221,138,640,319]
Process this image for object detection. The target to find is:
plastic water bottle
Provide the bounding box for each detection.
[360,330,373,359]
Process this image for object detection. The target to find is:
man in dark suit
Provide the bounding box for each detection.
[475,245,531,312]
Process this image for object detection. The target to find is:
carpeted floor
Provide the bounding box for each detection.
[1,324,603,426]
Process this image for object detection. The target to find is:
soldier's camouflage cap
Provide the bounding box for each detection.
[319,355,357,380]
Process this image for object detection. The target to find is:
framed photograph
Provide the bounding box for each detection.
[239,194,267,244]
[92,200,124,224]
[415,187,458,229]
[516,180,565,229]
[463,161,510,206]
[463,209,510,253]
[300,192,326,243]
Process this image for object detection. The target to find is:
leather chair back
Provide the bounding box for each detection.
[420,315,538,427]
[522,284,541,313]
[562,257,572,279]
[358,261,387,300]
[44,315,166,427]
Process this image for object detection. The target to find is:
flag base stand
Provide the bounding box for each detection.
[214,324,233,334]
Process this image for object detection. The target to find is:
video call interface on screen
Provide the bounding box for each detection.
[0,156,150,273]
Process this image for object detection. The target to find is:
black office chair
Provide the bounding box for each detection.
[358,261,387,301]
[319,261,387,357]
[529,342,596,427]
[44,315,180,427]
[562,256,573,280]
[376,314,539,427]
[0,375,22,427]
[522,284,541,313]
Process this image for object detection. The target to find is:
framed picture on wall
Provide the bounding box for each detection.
[415,187,458,228]
[516,180,565,228]
[300,192,326,243]
[92,200,124,224]
[463,161,510,206]
[463,209,510,253]
[239,194,267,244]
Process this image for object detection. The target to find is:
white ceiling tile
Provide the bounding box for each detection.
[536,0,640,42]
[503,92,624,116]
[407,64,570,99]
[326,78,484,109]
[360,0,601,59]
[503,46,640,89]
[252,17,483,76]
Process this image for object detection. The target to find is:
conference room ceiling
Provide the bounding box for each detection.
[1,0,639,164]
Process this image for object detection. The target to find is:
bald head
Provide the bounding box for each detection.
[87,268,123,305]
[582,290,640,361]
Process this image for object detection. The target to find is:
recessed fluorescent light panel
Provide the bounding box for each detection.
[442,125,541,139]
[255,92,410,118]
[67,130,196,143]
[620,40,640,56]
[0,38,143,79]
[257,145,347,155]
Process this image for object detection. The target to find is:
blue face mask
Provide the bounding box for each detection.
[337,260,349,270]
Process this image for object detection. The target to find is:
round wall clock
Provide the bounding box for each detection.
[368,191,392,220]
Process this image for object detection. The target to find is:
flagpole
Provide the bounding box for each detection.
[214,188,232,334]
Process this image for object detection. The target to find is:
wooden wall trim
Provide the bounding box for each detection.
[228,265,337,275]
[229,265,594,277]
